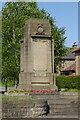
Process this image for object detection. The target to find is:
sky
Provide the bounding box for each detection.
[37,2,78,47]
[78,2,80,47]
[0,2,78,47]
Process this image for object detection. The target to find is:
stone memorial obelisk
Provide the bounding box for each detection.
[18,18,54,91]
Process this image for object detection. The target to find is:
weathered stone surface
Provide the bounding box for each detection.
[2,98,50,118]
[18,18,54,91]
[30,100,50,117]
[2,93,79,118]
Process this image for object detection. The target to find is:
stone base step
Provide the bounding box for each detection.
[2,92,79,118]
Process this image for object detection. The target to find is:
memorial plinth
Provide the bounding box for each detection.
[18,19,54,91]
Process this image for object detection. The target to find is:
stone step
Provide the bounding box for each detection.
[48,100,71,104]
[50,108,78,112]
[31,97,60,100]
[50,111,78,114]
[49,113,78,116]
[48,99,78,104]
[50,103,78,107]
[50,105,76,109]
[2,93,79,118]
[49,110,78,114]
[30,95,60,99]
[29,92,60,95]
[49,108,78,113]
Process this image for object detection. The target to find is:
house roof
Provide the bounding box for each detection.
[61,63,76,72]
[61,52,75,60]
[72,48,80,53]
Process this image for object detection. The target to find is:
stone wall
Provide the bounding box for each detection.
[2,97,50,118]
[2,93,79,118]
[76,52,80,75]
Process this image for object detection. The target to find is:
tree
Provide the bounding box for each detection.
[0,15,2,73]
[2,2,67,84]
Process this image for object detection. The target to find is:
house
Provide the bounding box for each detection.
[72,48,80,75]
[58,42,77,75]
[60,51,76,75]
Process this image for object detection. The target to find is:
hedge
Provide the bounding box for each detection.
[56,75,80,90]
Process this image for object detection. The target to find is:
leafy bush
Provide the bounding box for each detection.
[56,75,80,90]
[8,89,30,93]
[2,77,15,87]
[67,89,79,92]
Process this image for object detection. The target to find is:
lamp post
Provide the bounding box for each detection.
[5,79,7,92]
[52,39,58,91]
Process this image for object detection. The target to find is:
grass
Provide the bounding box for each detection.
[67,89,80,92]
[2,95,46,107]
[2,95,34,103]
[63,89,80,92]
[0,82,3,86]
[7,89,30,93]
[0,95,2,99]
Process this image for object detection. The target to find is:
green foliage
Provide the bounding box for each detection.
[0,16,2,73]
[0,40,2,73]
[51,27,67,71]
[56,75,80,90]
[8,89,30,93]
[2,77,15,87]
[67,89,79,92]
[2,2,67,83]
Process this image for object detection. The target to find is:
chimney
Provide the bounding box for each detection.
[71,42,77,51]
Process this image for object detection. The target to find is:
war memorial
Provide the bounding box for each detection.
[1,19,79,119]
[18,18,55,91]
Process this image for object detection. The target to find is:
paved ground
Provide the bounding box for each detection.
[0,87,5,91]
[0,86,15,91]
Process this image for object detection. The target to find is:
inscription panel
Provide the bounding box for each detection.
[33,40,48,71]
